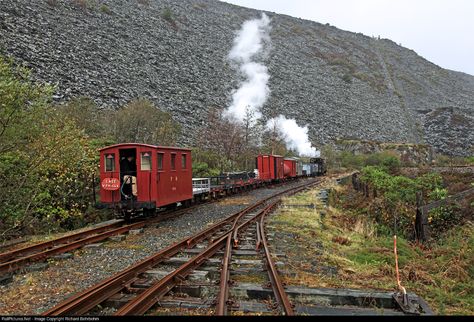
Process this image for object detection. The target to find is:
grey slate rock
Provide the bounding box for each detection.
[0,0,472,155]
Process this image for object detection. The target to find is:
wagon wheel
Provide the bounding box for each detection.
[123,210,132,223]
[143,208,156,217]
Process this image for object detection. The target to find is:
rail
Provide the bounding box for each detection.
[0,221,143,276]
[259,205,294,315]
[0,205,204,276]
[43,179,321,316]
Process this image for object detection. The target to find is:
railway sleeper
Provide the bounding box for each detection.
[154,298,274,313]
[142,269,210,282]
[156,296,212,310]
[162,257,221,267]
[51,252,73,260]
[182,248,286,258]
[230,301,405,316]
[230,259,284,267]
[125,281,217,299]
[197,265,266,277]
[25,262,49,273]
[228,283,432,314]
[103,293,135,309]
[102,295,408,316]
[108,235,126,242]
[230,259,263,266]
[83,243,104,249]
[0,273,13,285]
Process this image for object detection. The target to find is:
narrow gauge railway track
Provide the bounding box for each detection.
[0,179,298,277]
[216,201,294,315]
[43,179,320,316]
[0,204,203,277]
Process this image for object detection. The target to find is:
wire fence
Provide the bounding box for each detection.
[351,172,474,243]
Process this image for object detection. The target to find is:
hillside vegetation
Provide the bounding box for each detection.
[0,56,181,237]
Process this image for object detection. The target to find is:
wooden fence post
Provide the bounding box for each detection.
[352,173,357,190]
[415,191,429,243]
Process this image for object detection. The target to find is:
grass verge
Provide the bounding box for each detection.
[269,182,473,315]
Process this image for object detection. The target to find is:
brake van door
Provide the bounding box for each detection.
[137,149,153,205]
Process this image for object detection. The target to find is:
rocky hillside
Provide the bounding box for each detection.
[1,0,473,156]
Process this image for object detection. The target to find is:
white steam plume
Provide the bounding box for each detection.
[224,13,319,158]
[223,13,271,122]
[266,115,320,157]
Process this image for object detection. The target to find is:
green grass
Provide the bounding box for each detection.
[347,237,420,267]
[270,184,474,315]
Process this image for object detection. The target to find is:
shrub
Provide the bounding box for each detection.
[359,166,445,237]
[192,161,220,178]
[0,55,97,235]
[100,4,111,14]
[45,0,58,7]
[112,99,181,146]
[381,155,401,172]
[72,0,96,10]
[162,7,174,21]
[339,151,364,169]
[428,205,462,234]
[334,151,401,173]
[342,73,352,83]
[435,154,472,166]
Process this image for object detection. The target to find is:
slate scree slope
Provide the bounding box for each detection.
[1,0,473,156]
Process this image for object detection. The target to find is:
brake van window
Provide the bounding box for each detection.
[105,154,115,172]
[171,153,176,170]
[157,152,164,170]
[182,154,187,169]
[141,152,152,171]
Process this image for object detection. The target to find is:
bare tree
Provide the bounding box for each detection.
[196,107,246,172]
[261,117,287,156]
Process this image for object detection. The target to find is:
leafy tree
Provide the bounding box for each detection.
[321,145,338,169]
[191,160,220,178]
[112,99,180,145]
[0,55,98,236]
[191,147,224,175]
[27,112,96,229]
[55,97,110,139]
[0,56,52,153]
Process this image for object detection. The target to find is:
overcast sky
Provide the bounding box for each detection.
[221,0,474,76]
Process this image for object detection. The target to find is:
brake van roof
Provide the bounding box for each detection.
[99,143,191,152]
